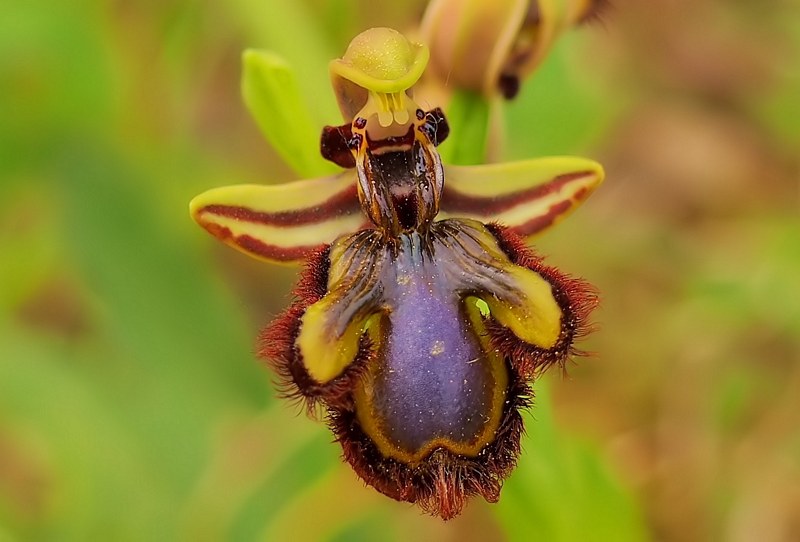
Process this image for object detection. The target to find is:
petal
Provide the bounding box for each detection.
[439,156,604,237]
[242,49,337,177]
[189,173,367,263]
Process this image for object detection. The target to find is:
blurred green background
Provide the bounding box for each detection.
[1,0,798,540]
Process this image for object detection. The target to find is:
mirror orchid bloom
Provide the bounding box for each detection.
[190,28,602,519]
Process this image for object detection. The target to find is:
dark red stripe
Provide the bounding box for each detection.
[201,219,371,262]
[201,222,321,261]
[513,200,572,237]
[366,124,415,152]
[237,235,320,262]
[441,171,593,215]
[202,185,360,227]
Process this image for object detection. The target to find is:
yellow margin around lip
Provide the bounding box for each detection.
[352,297,508,465]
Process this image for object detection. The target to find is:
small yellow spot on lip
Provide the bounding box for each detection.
[430,340,445,356]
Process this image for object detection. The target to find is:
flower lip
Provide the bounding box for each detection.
[355,137,444,234]
[351,233,509,464]
[260,220,598,519]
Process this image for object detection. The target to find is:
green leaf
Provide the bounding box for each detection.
[55,142,269,498]
[494,377,650,542]
[229,431,338,540]
[242,49,338,178]
[0,325,175,540]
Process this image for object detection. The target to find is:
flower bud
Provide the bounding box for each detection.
[421,0,607,99]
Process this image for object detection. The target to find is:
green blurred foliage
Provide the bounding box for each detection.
[1,0,799,540]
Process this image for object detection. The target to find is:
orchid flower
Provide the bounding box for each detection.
[190,27,601,519]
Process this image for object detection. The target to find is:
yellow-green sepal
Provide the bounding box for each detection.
[242,49,338,177]
[189,172,366,264]
[440,156,604,237]
[330,27,428,95]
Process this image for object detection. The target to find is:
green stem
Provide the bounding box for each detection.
[438,89,491,166]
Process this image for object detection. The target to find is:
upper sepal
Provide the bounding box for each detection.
[439,156,604,237]
[242,49,338,177]
[189,172,367,263]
